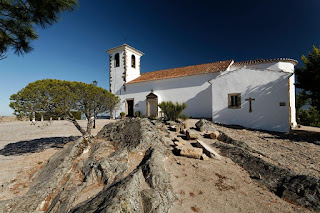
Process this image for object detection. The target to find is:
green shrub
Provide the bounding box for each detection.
[179,114,189,121]
[158,101,187,121]
[120,112,125,116]
[135,110,140,117]
[149,115,157,120]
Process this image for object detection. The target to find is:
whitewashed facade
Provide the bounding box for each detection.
[106,44,297,132]
[211,67,296,132]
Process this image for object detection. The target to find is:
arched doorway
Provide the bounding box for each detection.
[146,92,158,117]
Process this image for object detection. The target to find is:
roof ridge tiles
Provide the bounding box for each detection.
[127,60,233,84]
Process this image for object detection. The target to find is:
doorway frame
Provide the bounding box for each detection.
[146,93,158,118]
[125,98,134,117]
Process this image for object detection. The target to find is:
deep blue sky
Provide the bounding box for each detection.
[1,0,320,115]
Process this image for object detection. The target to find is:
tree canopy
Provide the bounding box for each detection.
[0,0,78,59]
[10,79,120,138]
[295,45,320,110]
[295,45,320,127]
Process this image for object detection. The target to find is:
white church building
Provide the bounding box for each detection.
[107,44,297,132]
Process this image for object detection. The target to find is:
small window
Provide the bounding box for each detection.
[228,93,241,109]
[115,53,120,67]
[131,55,136,68]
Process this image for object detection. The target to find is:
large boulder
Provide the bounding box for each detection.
[0,118,176,213]
[195,119,216,133]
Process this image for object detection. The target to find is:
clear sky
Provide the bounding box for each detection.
[1,0,320,115]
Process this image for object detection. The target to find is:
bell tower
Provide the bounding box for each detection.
[106,44,144,96]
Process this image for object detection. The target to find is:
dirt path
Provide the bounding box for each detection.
[166,155,310,213]
[0,119,115,200]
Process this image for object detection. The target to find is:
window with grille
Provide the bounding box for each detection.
[228,93,241,109]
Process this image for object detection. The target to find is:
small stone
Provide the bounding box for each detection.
[207,131,220,139]
[201,154,210,161]
[174,141,184,147]
[174,137,186,145]
[186,130,200,140]
[180,147,203,159]
[196,140,221,160]
[180,129,187,135]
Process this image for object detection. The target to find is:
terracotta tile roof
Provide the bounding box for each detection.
[127,60,233,84]
[233,58,298,66]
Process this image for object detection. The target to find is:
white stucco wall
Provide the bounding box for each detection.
[289,74,297,127]
[113,72,219,119]
[109,50,125,96]
[230,61,295,73]
[125,47,141,83]
[108,46,143,96]
[211,68,292,132]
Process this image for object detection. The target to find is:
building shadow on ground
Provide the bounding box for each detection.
[0,136,80,156]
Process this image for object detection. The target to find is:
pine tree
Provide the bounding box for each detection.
[295,45,320,110]
[0,0,78,59]
[10,79,120,138]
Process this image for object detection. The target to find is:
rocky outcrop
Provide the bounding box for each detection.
[0,118,175,213]
[214,131,320,212]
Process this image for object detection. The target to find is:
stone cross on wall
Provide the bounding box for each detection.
[245,98,255,113]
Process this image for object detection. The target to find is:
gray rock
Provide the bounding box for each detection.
[0,118,176,213]
[196,140,221,160]
[195,119,216,133]
[186,129,200,140]
[180,147,203,159]
[207,131,220,139]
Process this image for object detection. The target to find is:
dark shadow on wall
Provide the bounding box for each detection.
[133,100,146,115]
[212,74,291,132]
[0,136,80,156]
[184,85,212,118]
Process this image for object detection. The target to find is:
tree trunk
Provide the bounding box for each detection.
[86,116,92,136]
[67,111,86,136]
